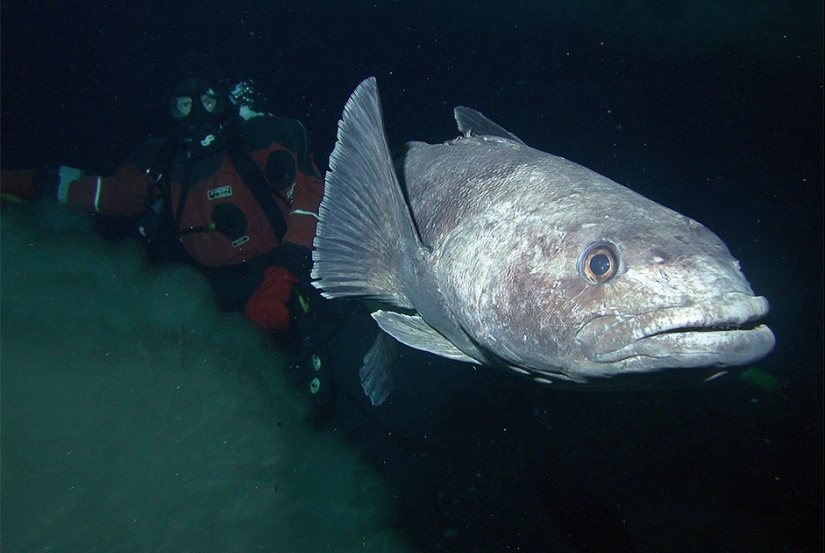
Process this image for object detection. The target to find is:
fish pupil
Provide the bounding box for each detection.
[590,253,611,276]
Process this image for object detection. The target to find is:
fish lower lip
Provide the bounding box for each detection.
[576,293,775,366]
[599,324,776,365]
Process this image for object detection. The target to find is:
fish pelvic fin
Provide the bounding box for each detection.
[359,330,397,406]
[312,77,420,308]
[372,310,479,364]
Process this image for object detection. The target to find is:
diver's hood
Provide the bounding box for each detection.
[170,76,230,158]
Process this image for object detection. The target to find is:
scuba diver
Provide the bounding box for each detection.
[1,62,324,350]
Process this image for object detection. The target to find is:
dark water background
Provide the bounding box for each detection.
[2,1,822,551]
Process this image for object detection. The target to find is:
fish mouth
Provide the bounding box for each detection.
[576,292,775,369]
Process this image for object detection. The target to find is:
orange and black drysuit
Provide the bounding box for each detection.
[1,114,324,334]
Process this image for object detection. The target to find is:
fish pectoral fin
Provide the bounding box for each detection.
[311,77,419,308]
[372,310,478,363]
[359,331,397,406]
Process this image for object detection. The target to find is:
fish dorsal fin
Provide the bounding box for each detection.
[454,106,527,145]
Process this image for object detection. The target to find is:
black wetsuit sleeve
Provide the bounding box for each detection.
[242,116,321,178]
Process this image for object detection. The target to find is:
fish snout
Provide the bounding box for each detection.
[575,293,775,370]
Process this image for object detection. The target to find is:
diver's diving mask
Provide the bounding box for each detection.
[170,82,225,121]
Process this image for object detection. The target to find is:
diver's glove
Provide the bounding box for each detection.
[0,170,39,206]
[245,266,299,332]
[244,242,313,332]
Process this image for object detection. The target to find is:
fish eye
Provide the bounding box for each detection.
[578,242,619,284]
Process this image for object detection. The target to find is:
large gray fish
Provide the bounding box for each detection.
[312,77,775,404]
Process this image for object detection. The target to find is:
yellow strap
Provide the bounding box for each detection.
[0,193,27,206]
[296,289,311,314]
